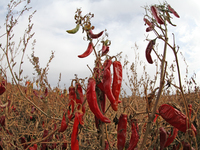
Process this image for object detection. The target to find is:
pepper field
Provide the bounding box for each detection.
[0,0,199,149]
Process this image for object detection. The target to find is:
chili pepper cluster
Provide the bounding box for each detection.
[143,4,180,64]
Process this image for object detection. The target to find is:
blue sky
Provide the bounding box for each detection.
[0,0,200,94]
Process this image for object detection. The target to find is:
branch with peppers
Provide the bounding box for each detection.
[140,2,198,150]
[66,8,127,149]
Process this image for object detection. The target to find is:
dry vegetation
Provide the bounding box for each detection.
[0,0,199,150]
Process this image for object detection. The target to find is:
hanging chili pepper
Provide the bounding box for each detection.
[127,119,139,150]
[66,24,80,34]
[58,113,68,132]
[86,78,111,123]
[75,82,86,114]
[0,79,6,95]
[145,39,156,64]
[151,6,164,24]
[159,104,197,135]
[78,42,94,58]
[68,83,76,121]
[117,113,127,150]
[160,127,167,150]
[112,60,122,104]
[167,5,180,18]
[103,59,118,111]
[88,29,104,39]
[143,18,154,32]
[146,27,153,32]
[164,127,178,147]
[71,111,84,150]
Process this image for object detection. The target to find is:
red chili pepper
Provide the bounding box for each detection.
[145,40,156,64]
[62,141,67,150]
[58,114,68,132]
[117,113,127,150]
[86,78,111,123]
[68,85,75,121]
[41,129,48,150]
[0,116,5,126]
[159,104,197,135]
[160,127,167,150]
[146,27,153,32]
[112,60,122,104]
[0,79,6,95]
[29,144,37,150]
[105,141,109,150]
[71,111,84,150]
[153,110,159,123]
[144,18,154,32]
[151,6,164,24]
[103,59,118,111]
[127,120,139,150]
[167,5,180,18]
[44,88,48,97]
[75,82,86,114]
[20,137,28,149]
[182,141,194,150]
[164,127,178,147]
[78,42,93,58]
[88,29,104,39]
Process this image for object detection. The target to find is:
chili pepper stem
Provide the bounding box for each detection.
[100,122,105,149]
[139,23,168,150]
[172,44,191,138]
